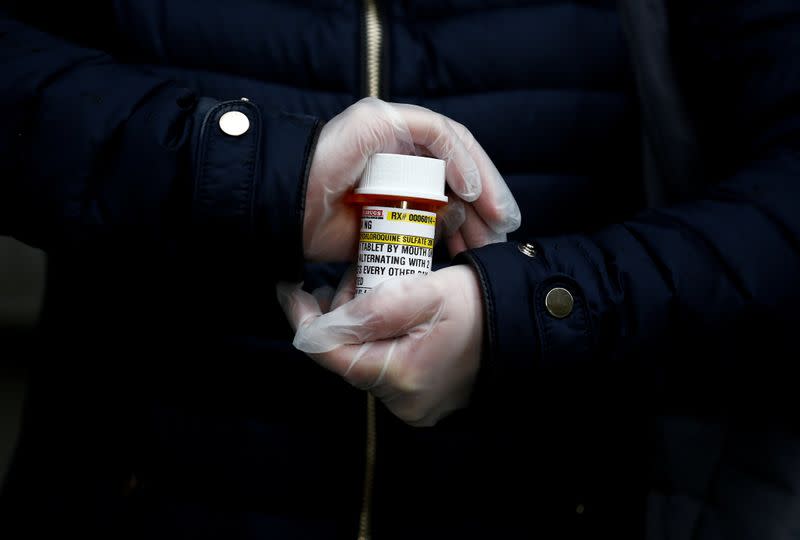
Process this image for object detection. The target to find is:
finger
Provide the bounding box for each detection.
[392,103,482,202]
[366,97,417,157]
[276,282,322,333]
[312,285,336,314]
[435,199,466,244]
[459,201,507,250]
[446,230,468,257]
[293,275,443,354]
[439,199,466,238]
[413,143,432,157]
[316,338,445,427]
[324,98,417,175]
[445,118,522,234]
[389,101,521,233]
[331,265,357,311]
[311,338,400,392]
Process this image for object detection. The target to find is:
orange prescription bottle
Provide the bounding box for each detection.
[350,153,447,296]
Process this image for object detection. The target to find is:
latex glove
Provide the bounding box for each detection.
[304,97,521,261]
[278,266,483,427]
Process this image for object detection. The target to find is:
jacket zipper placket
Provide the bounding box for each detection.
[358,3,383,539]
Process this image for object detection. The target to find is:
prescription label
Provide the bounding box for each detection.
[355,206,436,296]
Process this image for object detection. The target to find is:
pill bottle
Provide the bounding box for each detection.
[350,153,447,296]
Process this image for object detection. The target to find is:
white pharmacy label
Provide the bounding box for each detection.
[355,205,436,296]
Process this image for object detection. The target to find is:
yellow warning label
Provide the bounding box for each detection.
[385,211,436,226]
[359,232,434,249]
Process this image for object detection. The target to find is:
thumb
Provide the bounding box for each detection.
[436,199,466,243]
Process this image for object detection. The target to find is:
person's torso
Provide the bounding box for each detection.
[17,2,654,539]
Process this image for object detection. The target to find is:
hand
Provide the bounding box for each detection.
[278,266,483,427]
[304,97,521,261]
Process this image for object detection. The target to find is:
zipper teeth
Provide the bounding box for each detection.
[364,0,383,99]
[358,394,377,540]
[360,2,382,537]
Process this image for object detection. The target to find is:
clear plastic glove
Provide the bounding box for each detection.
[277,266,483,427]
[304,97,521,261]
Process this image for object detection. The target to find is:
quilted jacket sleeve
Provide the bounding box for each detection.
[460,0,800,412]
[0,8,321,282]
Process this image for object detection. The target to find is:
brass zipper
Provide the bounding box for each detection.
[359,3,383,539]
[363,0,384,99]
[357,393,377,540]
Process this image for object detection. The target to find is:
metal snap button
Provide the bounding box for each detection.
[219,110,250,136]
[517,242,536,257]
[545,287,574,318]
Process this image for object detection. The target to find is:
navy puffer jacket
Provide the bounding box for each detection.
[1,1,799,539]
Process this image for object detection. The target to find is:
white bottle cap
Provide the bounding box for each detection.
[355,153,448,203]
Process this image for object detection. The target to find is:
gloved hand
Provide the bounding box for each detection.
[304,97,521,261]
[278,265,483,427]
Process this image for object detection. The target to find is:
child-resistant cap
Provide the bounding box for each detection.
[355,153,448,203]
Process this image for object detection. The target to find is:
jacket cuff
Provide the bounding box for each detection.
[191,98,321,281]
[455,240,597,410]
